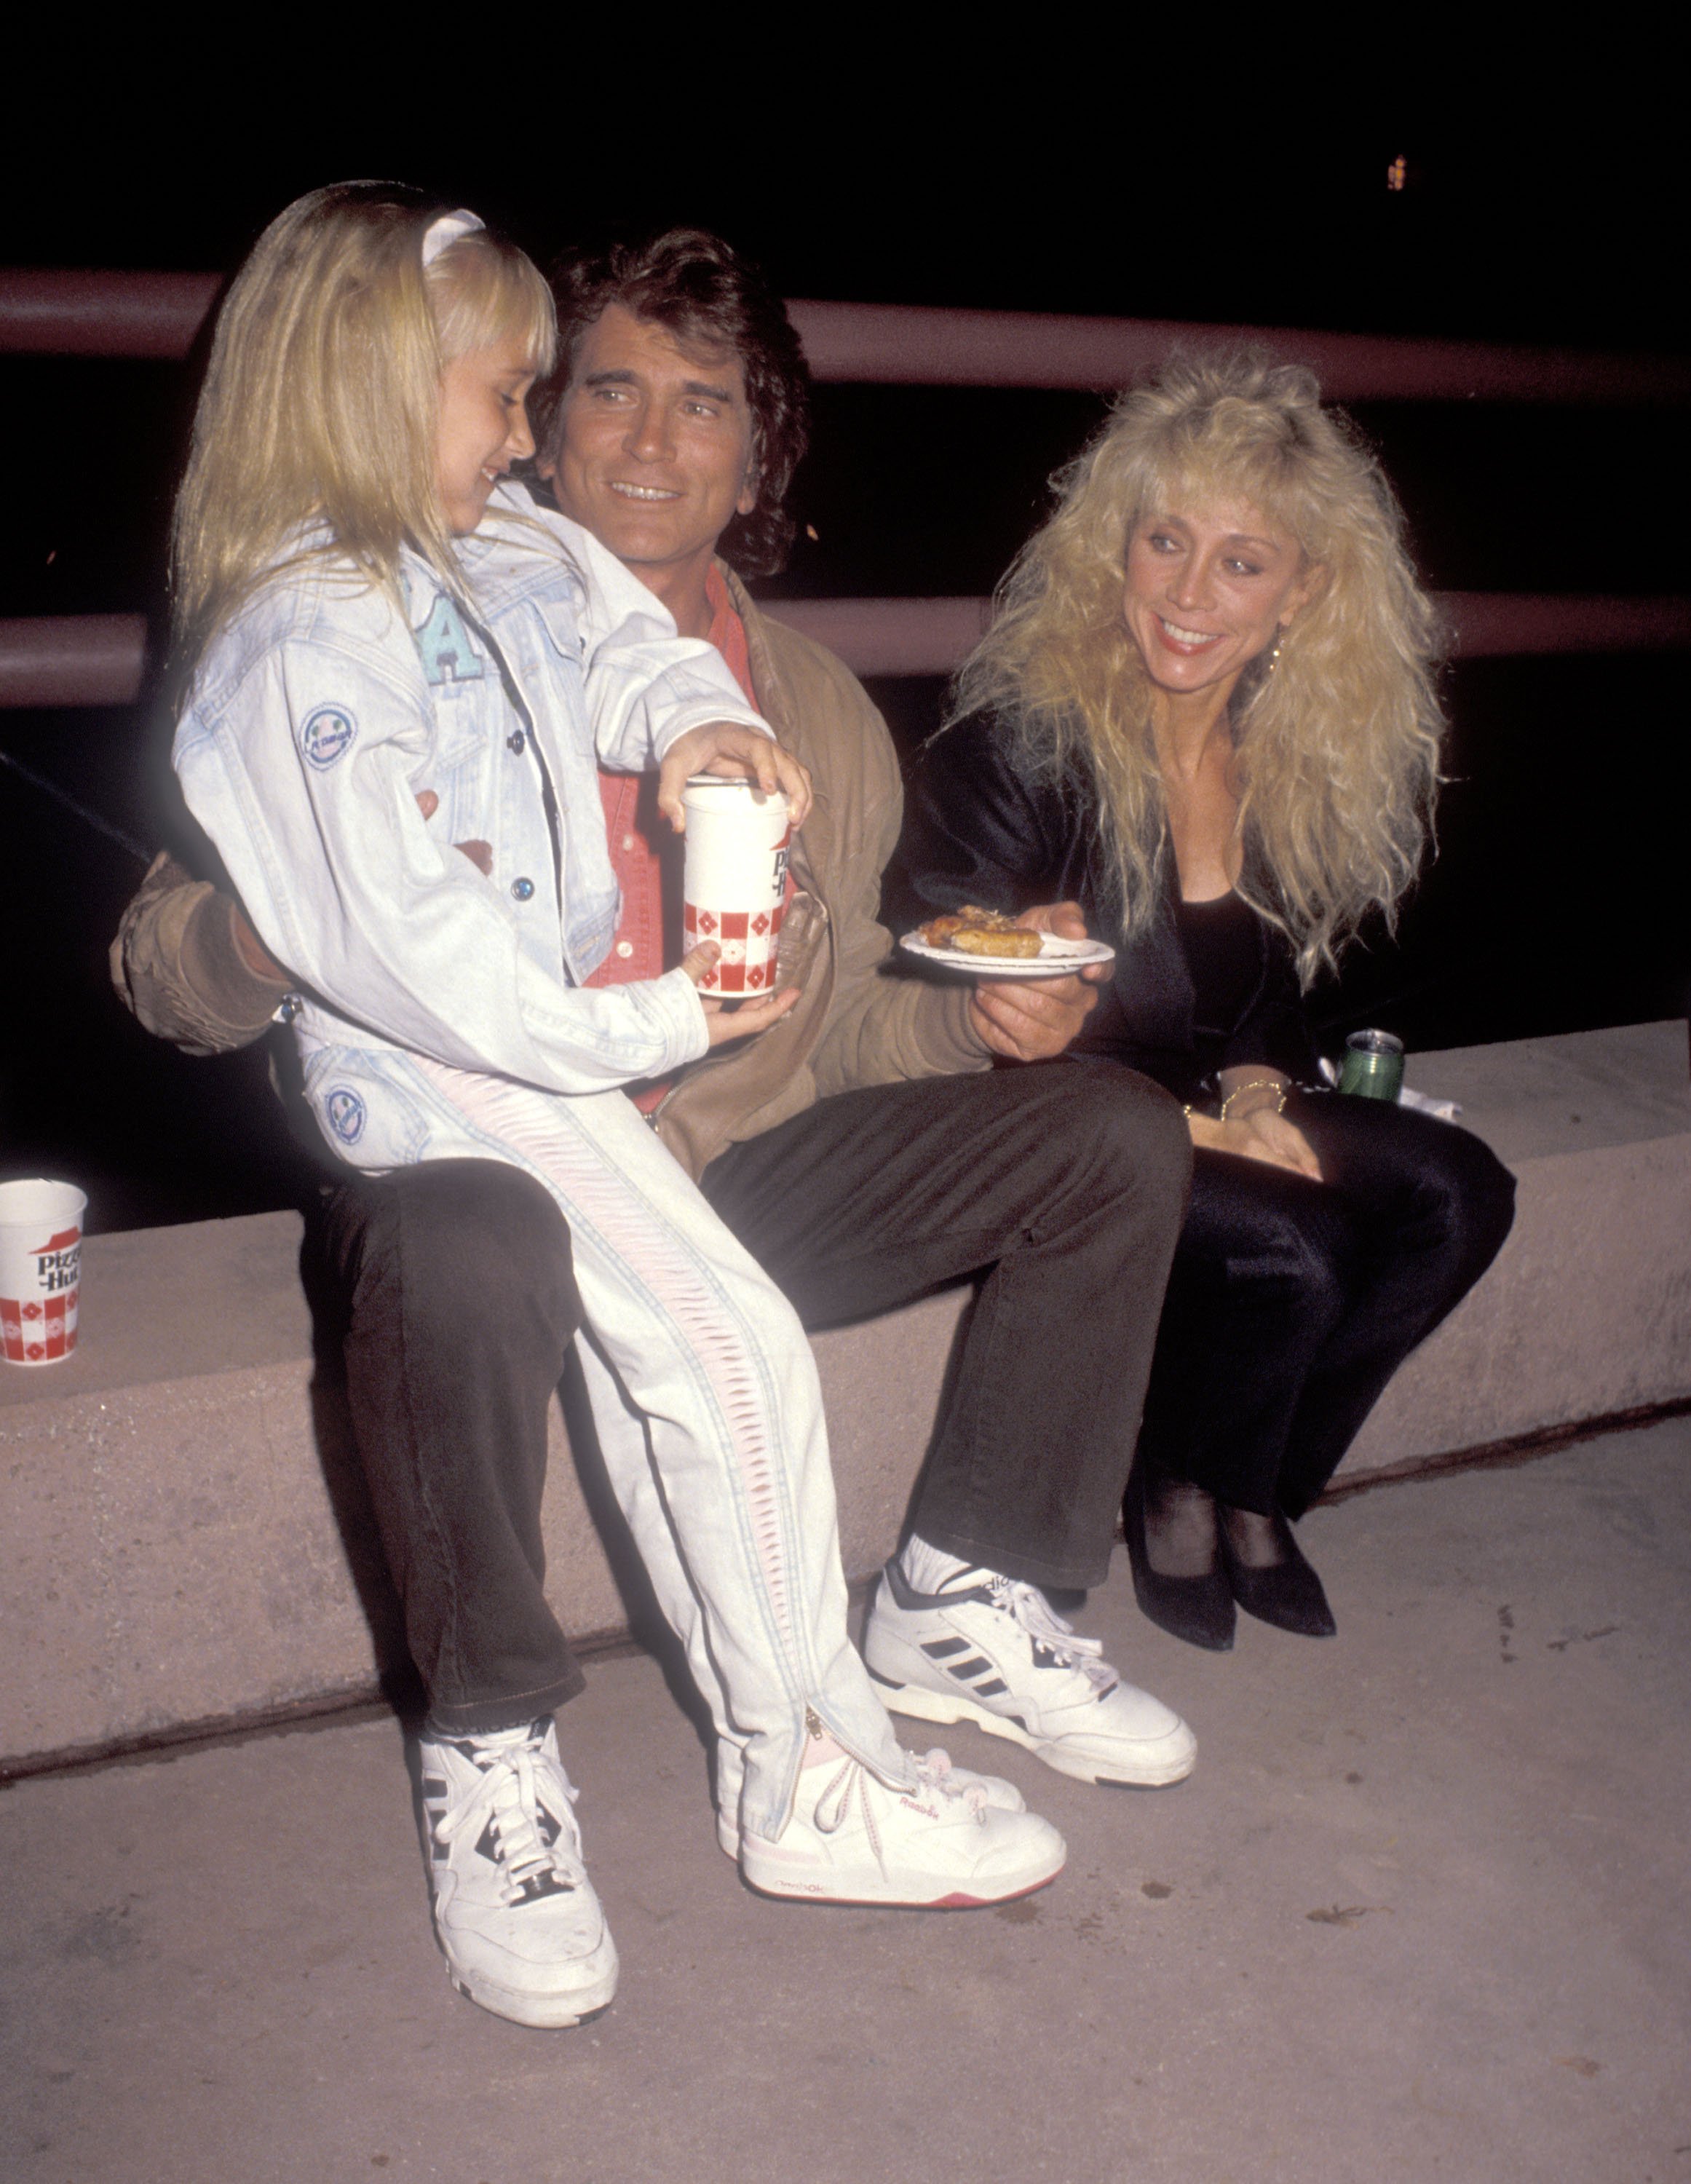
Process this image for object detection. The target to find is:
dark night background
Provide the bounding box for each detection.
[2,89,1686,1233]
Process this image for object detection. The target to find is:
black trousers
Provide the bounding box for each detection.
[314,1063,1190,1733]
[314,1160,589,1733]
[700,1064,1189,1587]
[1135,1089,1516,1519]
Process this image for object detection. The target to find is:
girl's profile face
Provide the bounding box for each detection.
[1122,494,1316,700]
[436,335,539,535]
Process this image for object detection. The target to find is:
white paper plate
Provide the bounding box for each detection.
[899,931,1116,978]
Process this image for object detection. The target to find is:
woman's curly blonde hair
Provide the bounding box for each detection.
[950,351,1444,983]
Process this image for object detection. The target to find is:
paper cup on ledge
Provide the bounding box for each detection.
[0,1178,87,1366]
[681,777,791,994]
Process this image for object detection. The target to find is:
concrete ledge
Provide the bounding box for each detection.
[4,1020,1687,1768]
[1342,1020,1691,1468]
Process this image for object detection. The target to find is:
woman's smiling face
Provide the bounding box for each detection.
[1122,495,1317,699]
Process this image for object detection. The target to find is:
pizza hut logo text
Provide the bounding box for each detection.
[31,1226,81,1293]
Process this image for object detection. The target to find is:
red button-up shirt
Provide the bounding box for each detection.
[585,566,757,1111]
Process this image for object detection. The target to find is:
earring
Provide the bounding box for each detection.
[1267,628,1286,674]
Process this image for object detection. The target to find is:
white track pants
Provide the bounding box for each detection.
[395,1059,911,1840]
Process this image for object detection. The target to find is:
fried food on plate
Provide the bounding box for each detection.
[949,926,1044,958]
[915,906,1045,960]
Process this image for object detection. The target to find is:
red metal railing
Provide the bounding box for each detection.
[0,270,220,359]
[0,616,152,708]
[766,593,1691,678]
[2,268,1688,706]
[5,271,1689,403]
[787,302,1691,406]
[7,594,1691,710]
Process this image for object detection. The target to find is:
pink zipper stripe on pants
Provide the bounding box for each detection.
[404,1057,908,1837]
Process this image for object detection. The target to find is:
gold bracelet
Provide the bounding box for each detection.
[1219,1077,1288,1122]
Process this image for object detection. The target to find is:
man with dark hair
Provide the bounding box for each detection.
[116,226,1196,2016]
[541,227,812,583]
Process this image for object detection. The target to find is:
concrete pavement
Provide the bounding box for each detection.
[4,1415,1689,2183]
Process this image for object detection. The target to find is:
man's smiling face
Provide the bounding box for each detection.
[542,303,759,590]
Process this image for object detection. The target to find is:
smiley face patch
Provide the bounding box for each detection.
[324,1087,366,1144]
[301,704,357,769]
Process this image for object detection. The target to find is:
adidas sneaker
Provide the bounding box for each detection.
[417,1717,618,2028]
[863,1559,1196,1788]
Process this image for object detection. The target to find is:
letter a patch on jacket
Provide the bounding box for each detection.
[414,596,485,687]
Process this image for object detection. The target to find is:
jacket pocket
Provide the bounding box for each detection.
[531,594,588,668]
[301,1048,435,1170]
[775,890,830,992]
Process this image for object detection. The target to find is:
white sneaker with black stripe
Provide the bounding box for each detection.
[417,1717,618,2028]
[862,1559,1197,1788]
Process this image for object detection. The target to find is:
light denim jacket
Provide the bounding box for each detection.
[173,486,770,1163]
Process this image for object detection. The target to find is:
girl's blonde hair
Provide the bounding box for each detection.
[170,182,555,678]
[951,351,1444,983]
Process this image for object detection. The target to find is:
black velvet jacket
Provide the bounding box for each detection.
[888,709,1318,1107]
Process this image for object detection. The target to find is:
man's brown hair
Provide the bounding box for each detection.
[536,228,811,579]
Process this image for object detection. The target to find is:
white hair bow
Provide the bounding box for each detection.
[421,209,486,266]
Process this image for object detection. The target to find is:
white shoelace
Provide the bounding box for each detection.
[811,1746,987,1871]
[435,1740,585,1904]
[812,1759,882,1858]
[993,1578,1119,1696]
[912,1748,989,1816]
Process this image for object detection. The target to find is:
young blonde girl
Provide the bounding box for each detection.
[169,184,1062,2030]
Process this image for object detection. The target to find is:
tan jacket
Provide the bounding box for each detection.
[112,564,989,1181]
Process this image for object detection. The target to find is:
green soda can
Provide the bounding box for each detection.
[1337,1029,1405,1101]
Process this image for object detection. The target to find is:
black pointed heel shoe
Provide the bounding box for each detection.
[1124,1464,1235,1652]
[1217,1506,1336,1638]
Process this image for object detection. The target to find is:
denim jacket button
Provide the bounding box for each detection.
[506,730,526,754]
[510,877,535,902]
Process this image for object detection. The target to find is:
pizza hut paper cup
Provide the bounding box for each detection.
[681,777,791,995]
[0,1178,87,1367]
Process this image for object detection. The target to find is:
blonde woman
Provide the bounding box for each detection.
[897,352,1516,1650]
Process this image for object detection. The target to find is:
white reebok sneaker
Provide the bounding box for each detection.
[714,1744,1026,1857]
[738,1746,1065,1907]
[418,1718,619,2028]
[863,1559,1197,1788]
